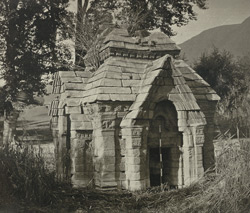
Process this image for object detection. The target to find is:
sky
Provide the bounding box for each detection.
[172,0,250,44]
[69,0,250,44]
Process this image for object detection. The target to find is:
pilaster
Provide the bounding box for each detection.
[92,109,118,189]
[122,126,149,191]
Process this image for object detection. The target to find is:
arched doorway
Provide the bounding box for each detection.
[148,101,183,188]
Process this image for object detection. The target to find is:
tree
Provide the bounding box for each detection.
[194,48,250,138]
[116,0,207,36]
[73,0,208,67]
[0,0,72,145]
[0,0,71,103]
[194,48,247,111]
[74,0,115,67]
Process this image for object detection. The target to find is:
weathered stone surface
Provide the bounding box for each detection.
[97,181,118,188]
[70,114,89,121]
[126,164,142,173]
[126,156,142,165]
[126,149,142,157]
[122,128,143,137]
[119,160,125,171]
[110,94,136,101]
[122,79,141,87]
[128,172,144,181]
[97,87,131,94]
[64,83,86,91]
[65,106,81,114]
[206,93,220,101]
[71,121,92,130]
[62,91,85,99]
[58,71,76,77]
[100,172,117,182]
[103,149,116,157]
[105,71,122,79]
[128,180,147,191]
[65,99,80,107]
[126,137,142,149]
[61,76,83,83]
[119,172,126,181]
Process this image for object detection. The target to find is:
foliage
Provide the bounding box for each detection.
[237,55,250,85]
[0,145,58,206]
[73,0,114,68]
[116,0,207,36]
[74,0,208,67]
[194,48,249,115]
[0,0,72,104]
[86,0,208,36]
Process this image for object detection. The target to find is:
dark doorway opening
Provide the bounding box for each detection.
[148,101,182,188]
[149,147,171,187]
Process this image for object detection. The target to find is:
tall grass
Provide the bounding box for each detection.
[0,144,58,206]
[1,138,250,212]
[206,139,250,212]
[135,139,250,212]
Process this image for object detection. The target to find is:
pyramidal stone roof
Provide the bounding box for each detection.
[49,28,220,117]
[84,28,181,67]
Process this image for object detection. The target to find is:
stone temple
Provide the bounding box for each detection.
[49,28,220,191]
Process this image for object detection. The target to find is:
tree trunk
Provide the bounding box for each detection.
[5,0,19,97]
[2,109,19,146]
[236,124,240,142]
[75,0,89,66]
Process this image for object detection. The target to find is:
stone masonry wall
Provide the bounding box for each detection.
[197,101,217,171]
[80,102,131,189]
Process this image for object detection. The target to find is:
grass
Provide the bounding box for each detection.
[1,139,250,212]
[0,145,58,207]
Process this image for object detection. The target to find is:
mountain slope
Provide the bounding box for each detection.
[179,16,250,65]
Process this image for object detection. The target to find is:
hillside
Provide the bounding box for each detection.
[0,85,55,143]
[15,85,55,141]
[179,16,250,65]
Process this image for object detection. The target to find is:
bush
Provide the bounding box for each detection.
[0,144,58,206]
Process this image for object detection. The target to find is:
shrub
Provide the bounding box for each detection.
[0,144,58,206]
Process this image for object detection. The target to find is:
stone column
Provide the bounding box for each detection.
[193,126,205,179]
[198,101,217,171]
[92,111,117,189]
[169,145,183,187]
[70,130,93,188]
[177,145,184,188]
[182,129,196,185]
[122,126,148,191]
[57,115,69,181]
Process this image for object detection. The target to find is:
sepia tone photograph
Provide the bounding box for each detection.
[0,0,250,212]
